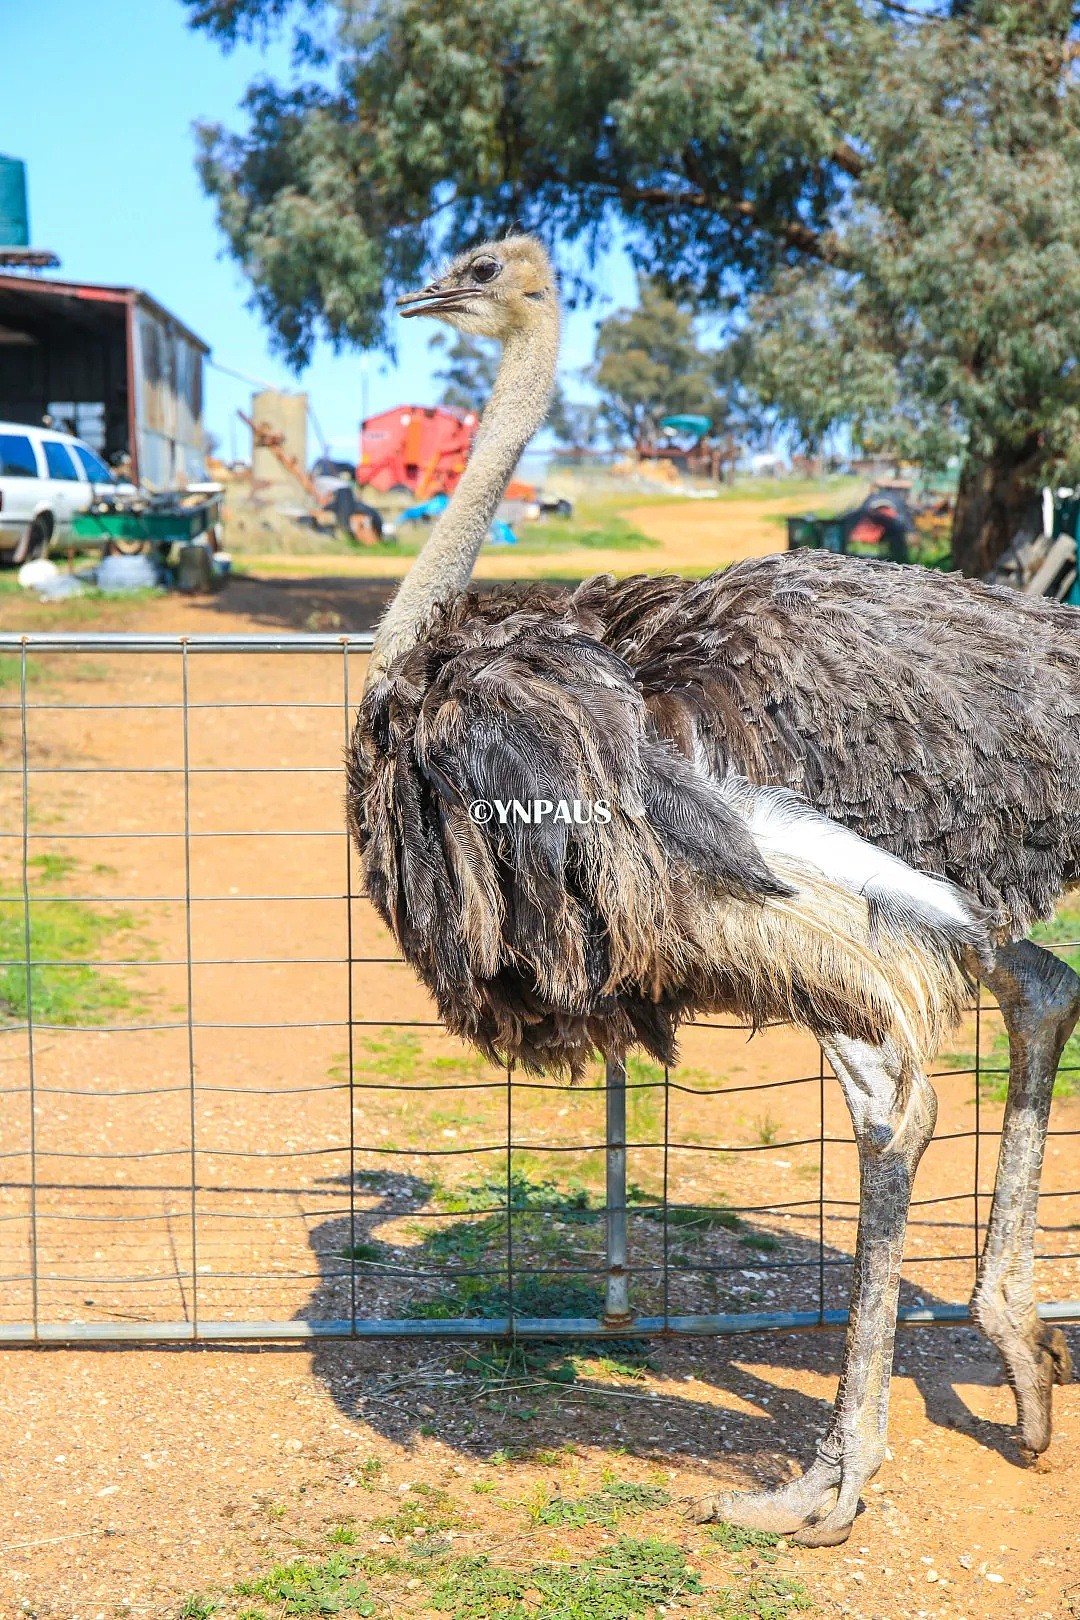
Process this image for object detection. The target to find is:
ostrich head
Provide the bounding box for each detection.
[366,232,559,686]
[397,235,555,339]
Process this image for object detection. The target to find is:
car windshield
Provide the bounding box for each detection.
[72,443,115,484]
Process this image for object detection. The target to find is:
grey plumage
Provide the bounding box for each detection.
[347,563,1010,1076]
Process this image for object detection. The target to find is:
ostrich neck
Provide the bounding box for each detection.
[366,307,558,684]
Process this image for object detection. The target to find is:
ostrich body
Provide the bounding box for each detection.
[348,236,1079,1546]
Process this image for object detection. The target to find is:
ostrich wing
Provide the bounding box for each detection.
[583,551,1080,939]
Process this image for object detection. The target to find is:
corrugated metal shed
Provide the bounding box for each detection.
[0,275,209,486]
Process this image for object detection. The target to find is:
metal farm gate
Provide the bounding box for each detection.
[1,631,1078,1345]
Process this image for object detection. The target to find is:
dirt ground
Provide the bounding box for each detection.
[618,495,826,571]
[0,575,1078,1619]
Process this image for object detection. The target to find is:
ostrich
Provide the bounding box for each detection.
[347,235,1080,1546]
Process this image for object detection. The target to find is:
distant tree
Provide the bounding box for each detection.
[186,0,1080,573]
[429,332,498,415]
[592,278,724,450]
[547,386,601,452]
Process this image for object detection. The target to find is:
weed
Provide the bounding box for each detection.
[327,1523,358,1545]
[237,1554,374,1616]
[713,1575,813,1619]
[425,1536,701,1619]
[751,1113,782,1147]
[357,1456,383,1485]
[178,1598,216,1619]
[707,1523,783,1562]
[373,1485,463,1539]
[529,1480,672,1528]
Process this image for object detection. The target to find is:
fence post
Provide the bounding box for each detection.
[604,1055,632,1327]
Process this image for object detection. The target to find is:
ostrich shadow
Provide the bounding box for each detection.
[298,1168,1076,1483]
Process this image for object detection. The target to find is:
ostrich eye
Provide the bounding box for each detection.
[471,257,501,285]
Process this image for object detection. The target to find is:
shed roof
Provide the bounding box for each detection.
[0,274,210,355]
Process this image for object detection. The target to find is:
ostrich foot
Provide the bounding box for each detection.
[972,1283,1072,1456]
[690,1451,869,1547]
[999,1318,1072,1459]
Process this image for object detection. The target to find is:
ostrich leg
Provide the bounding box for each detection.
[970,939,1078,1456]
[692,1034,936,1546]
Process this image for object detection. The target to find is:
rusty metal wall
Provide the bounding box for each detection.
[132,302,206,487]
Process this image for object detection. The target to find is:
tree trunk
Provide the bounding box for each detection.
[950,436,1043,577]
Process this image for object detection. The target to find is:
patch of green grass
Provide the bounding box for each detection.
[409,1270,603,1322]
[28,852,77,884]
[0,860,138,1026]
[236,1554,375,1616]
[406,1169,605,1321]
[651,1203,742,1233]
[0,652,40,691]
[424,1536,701,1619]
[530,1480,672,1528]
[379,504,659,564]
[373,1484,464,1539]
[739,1232,781,1254]
[592,1352,652,1380]
[338,1240,384,1263]
[462,1342,578,1385]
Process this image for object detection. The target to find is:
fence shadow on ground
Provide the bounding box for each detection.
[299,1170,1069,1482]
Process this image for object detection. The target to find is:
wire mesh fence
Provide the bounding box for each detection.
[1,630,1079,1345]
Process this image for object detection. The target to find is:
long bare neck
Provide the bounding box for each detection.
[366,302,559,684]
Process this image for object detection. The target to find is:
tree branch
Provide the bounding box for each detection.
[616,184,845,262]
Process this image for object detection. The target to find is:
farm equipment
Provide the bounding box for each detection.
[71,488,224,554]
[358,404,478,498]
[240,410,383,544]
[787,489,912,563]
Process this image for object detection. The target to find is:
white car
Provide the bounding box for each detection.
[0,420,133,564]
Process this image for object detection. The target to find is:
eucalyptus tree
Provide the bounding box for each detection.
[187,0,1080,571]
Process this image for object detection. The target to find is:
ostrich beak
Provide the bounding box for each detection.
[397,281,471,319]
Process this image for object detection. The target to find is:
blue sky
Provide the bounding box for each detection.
[3,0,636,461]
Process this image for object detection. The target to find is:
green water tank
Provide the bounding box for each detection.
[0,155,30,248]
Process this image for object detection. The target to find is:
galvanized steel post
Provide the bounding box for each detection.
[604,1055,632,1327]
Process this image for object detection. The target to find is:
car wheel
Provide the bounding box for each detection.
[16,518,51,564]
